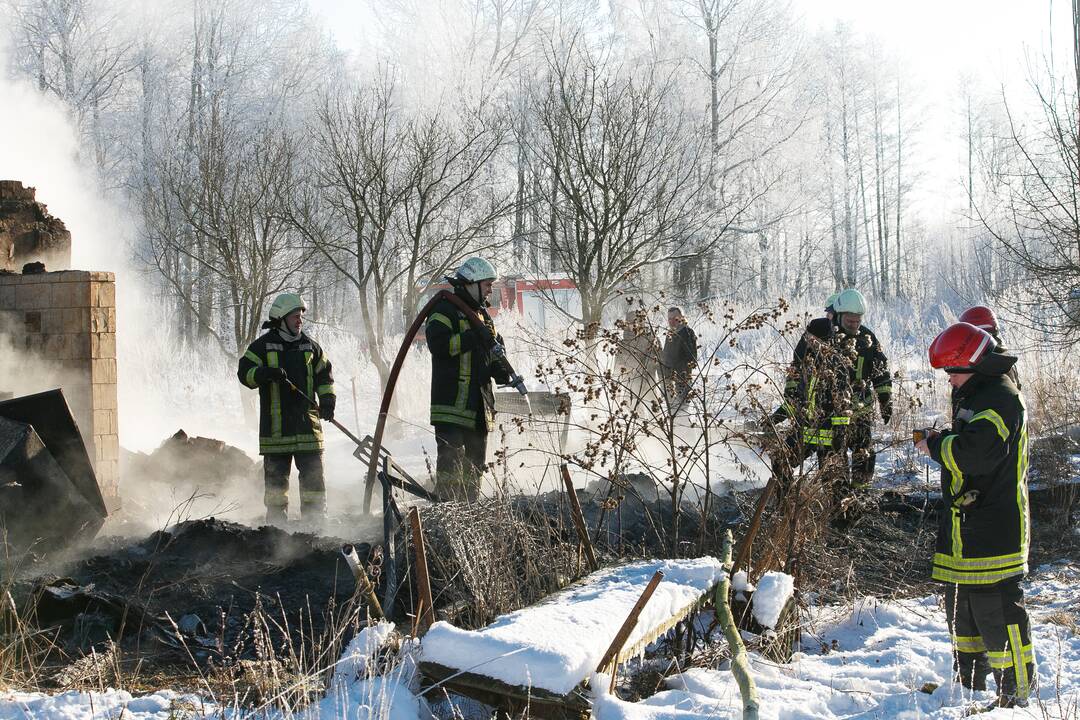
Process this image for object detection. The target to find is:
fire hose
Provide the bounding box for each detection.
[360,289,528,515]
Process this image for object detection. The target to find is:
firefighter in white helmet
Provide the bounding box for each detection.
[425,257,513,501]
[238,293,335,525]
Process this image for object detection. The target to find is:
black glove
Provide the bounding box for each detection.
[880,399,893,424]
[319,395,336,421]
[254,366,288,386]
[472,323,496,349]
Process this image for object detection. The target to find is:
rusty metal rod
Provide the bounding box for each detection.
[408,507,436,635]
[561,464,599,572]
[595,569,664,689]
[341,543,384,619]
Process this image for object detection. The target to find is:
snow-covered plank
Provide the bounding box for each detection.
[420,557,724,696]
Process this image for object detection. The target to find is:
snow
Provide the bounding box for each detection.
[5,568,1080,719]
[420,557,725,695]
[752,572,794,630]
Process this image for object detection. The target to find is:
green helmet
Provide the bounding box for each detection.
[269,293,306,320]
[825,292,840,312]
[456,257,497,283]
[834,288,866,315]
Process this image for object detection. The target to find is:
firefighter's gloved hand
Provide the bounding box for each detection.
[473,323,496,349]
[490,342,507,359]
[255,367,288,386]
[319,395,336,421]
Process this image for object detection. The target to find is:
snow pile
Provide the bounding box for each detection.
[751,571,794,630]
[593,586,1080,719]
[421,557,724,694]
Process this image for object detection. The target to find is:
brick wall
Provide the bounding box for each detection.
[0,270,119,504]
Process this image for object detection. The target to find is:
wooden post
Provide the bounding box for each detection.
[561,464,599,572]
[409,507,436,635]
[341,544,384,619]
[732,475,778,576]
[595,569,663,690]
[717,529,760,720]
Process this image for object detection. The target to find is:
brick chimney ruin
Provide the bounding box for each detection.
[0,182,119,506]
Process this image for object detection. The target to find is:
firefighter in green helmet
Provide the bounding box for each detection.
[237,293,335,525]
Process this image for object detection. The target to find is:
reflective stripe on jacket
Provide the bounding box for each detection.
[426,293,510,431]
[237,330,335,454]
[926,374,1029,585]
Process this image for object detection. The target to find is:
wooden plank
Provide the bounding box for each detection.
[561,465,599,572]
[409,507,436,635]
[420,662,590,720]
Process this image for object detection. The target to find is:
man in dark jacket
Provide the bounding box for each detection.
[917,321,1034,709]
[661,306,697,409]
[426,257,512,501]
[238,293,335,525]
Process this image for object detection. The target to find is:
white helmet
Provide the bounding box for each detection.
[268,292,306,320]
[456,257,497,283]
[834,288,866,315]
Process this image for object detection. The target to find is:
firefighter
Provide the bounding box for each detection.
[426,257,512,502]
[959,305,1021,389]
[770,316,852,500]
[824,291,840,323]
[831,288,891,494]
[916,322,1034,709]
[237,293,335,525]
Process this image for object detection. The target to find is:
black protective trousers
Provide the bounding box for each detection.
[845,418,876,490]
[433,424,488,502]
[945,579,1035,702]
[263,452,326,521]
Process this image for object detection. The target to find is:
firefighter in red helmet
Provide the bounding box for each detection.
[916,322,1034,709]
[958,306,1020,388]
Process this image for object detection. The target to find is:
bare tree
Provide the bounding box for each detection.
[525,44,741,335]
[290,80,512,393]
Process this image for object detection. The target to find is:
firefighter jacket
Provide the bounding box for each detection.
[426,289,511,432]
[925,373,1029,585]
[835,325,891,420]
[237,330,335,454]
[781,318,853,447]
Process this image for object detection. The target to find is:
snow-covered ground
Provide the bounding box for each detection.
[4,563,1079,719]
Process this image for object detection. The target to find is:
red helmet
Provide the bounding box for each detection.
[929,322,997,371]
[958,305,998,333]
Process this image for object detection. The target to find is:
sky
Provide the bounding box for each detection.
[307,0,1075,222]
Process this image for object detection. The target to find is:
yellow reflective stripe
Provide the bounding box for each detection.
[305,350,314,399]
[931,564,1026,585]
[449,334,461,357]
[299,490,325,502]
[1008,625,1030,699]
[941,434,963,495]
[428,313,453,330]
[934,551,1026,570]
[951,507,963,558]
[317,384,335,396]
[264,489,289,507]
[1017,423,1030,560]
[970,409,1009,442]
[953,635,987,653]
[784,380,798,390]
[831,416,851,425]
[855,355,865,380]
[268,351,282,438]
[806,377,817,417]
[876,384,892,394]
[245,367,259,388]
[244,350,264,366]
[315,357,328,373]
[457,319,471,409]
[987,650,1013,669]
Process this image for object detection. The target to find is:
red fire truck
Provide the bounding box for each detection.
[413,276,579,344]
